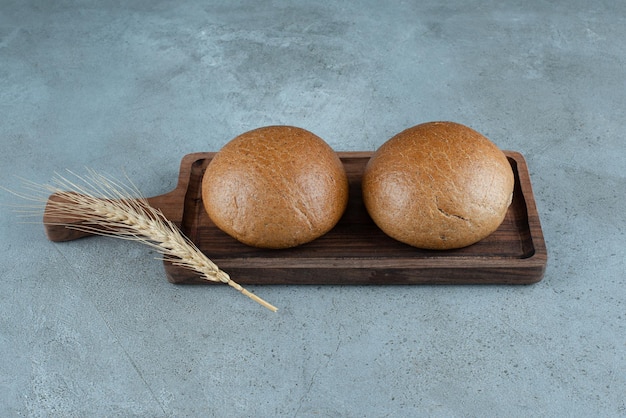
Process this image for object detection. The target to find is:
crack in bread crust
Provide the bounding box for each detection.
[436,206,469,222]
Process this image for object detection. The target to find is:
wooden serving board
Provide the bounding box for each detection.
[44,151,547,285]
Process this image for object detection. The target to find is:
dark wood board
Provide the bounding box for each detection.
[44,151,547,285]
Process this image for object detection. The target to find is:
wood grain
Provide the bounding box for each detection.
[44,151,547,285]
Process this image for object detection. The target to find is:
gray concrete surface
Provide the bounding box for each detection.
[1,1,625,416]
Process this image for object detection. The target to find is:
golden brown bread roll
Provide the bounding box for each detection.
[362,121,514,250]
[201,125,349,249]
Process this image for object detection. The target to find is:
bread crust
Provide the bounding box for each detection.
[362,121,514,250]
[202,126,349,249]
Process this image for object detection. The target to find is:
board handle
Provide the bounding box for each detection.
[43,191,180,242]
[43,192,95,242]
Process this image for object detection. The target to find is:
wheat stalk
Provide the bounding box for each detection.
[5,170,278,312]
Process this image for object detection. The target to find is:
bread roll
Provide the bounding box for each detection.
[362,121,514,250]
[202,125,349,249]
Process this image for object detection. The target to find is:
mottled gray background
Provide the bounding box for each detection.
[1,1,624,416]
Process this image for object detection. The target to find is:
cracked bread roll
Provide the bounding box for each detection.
[362,121,514,250]
[202,125,349,249]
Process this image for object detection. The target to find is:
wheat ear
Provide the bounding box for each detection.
[7,170,278,312]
